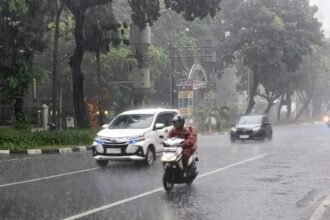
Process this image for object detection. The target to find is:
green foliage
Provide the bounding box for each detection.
[85,5,128,54]
[295,41,330,97]
[0,0,49,126]
[219,0,323,113]
[9,0,28,14]
[0,128,98,150]
[129,0,222,29]
[129,0,160,29]
[164,0,221,21]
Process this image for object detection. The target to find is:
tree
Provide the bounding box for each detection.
[60,0,114,128]
[0,0,49,128]
[85,4,128,125]
[294,42,330,120]
[61,0,222,128]
[50,0,63,127]
[220,0,322,115]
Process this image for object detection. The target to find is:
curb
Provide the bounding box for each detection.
[0,146,93,155]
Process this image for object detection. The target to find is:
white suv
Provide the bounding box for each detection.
[92,108,178,166]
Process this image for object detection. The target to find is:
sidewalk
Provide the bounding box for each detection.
[0,145,93,155]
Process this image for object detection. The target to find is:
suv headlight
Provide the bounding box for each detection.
[129,135,145,144]
[231,127,237,132]
[252,126,261,132]
[94,137,103,144]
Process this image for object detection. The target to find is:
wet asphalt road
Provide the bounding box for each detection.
[1,123,330,220]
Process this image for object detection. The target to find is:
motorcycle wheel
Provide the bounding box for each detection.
[186,162,197,185]
[163,172,174,192]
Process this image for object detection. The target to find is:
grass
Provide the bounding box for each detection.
[0,128,99,151]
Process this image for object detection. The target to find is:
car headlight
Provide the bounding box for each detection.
[252,126,261,132]
[230,127,237,132]
[94,137,103,144]
[129,135,145,144]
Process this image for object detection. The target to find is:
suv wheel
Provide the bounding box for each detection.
[145,146,155,166]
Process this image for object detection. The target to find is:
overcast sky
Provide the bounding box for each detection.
[310,0,330,37]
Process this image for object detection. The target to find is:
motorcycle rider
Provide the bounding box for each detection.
[167,114,196,177]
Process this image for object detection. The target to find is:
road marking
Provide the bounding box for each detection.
[63,153,269,220]
[59,148,72,153]
[309,194,330,220]
[197,153,269,179]
[0,155,54,163]
[27,149,42,155]
[0,150,10,154]
[0,167,99,188]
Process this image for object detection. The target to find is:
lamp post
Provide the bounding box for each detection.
[130,24,151,107]
[169,43,174,108]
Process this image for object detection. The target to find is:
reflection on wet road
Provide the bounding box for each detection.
[1,124,330,220]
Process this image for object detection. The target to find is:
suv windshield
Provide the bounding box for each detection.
[238,116,262,125]
[109,114,154,129]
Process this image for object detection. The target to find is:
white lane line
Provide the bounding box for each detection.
[0,155,58,163]
[197,153,268,179]
[0,167,99,188]
[0,156,52,163]
[0,151,88,163]
[309,194,330,220]
[63,153,269,220]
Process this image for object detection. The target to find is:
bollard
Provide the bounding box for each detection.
[41,104,49,130]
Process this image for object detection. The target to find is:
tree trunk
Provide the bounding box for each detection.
[264,100,273,115]
[277,95,284,122]
[245,70,258,115]
[312,95,322,118]
[14,97,27,128]
[52,1,62,128]
[96,51,104,126]
[295,94,313,121]
[285,92,292,120]
[70,9,90,128]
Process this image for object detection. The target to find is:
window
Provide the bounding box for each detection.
[109,114,154,129]
[155,112,177,127]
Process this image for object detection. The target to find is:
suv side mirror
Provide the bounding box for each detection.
[155,123,165,130]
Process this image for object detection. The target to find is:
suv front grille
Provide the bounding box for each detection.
[101,143,128,155]
[237,129,253,135]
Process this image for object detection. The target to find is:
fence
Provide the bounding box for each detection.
[0,105,42,127]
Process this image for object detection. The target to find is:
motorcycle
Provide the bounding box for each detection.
[161,137,198,192]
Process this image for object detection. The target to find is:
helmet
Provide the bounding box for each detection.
[172,114,185,128]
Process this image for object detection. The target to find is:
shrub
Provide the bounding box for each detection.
[0,128,98,150]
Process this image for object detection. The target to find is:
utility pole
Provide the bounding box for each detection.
[169,43,174,108]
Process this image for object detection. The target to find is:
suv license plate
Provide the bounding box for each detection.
[239,135,249,139]
[106,148,121,154]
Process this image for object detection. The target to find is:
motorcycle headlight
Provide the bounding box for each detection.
[252,126,261,132]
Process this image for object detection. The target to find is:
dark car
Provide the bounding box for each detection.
[230,115,272,142]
